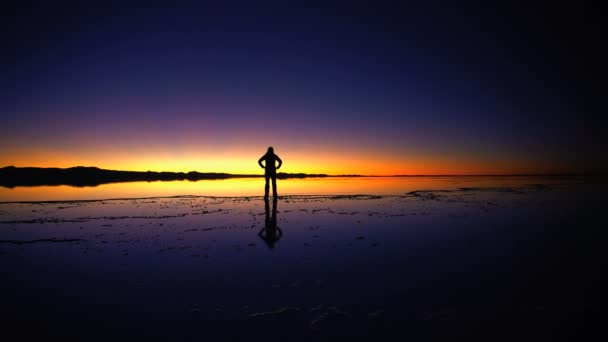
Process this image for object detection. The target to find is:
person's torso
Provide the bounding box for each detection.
[264,154,278,170]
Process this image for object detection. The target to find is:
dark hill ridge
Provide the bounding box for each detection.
[0,166,330,188]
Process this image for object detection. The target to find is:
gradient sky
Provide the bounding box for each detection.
[4,1,602,175]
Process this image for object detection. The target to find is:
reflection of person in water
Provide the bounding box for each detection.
[258,197,282,250]
[258,146,282,198]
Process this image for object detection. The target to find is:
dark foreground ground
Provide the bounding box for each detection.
[0,180,601,341]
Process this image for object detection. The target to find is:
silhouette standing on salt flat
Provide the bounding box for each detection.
[258,146,282,198]
[258,197,282,249]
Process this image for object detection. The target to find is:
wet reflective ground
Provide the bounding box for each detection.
[0,178,601,341]
[0,175,578,201]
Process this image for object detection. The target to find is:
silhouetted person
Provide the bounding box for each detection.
[258,146,282,198]
[258,197,282,249]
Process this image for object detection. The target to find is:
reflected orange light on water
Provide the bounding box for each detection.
[0,176,562,202]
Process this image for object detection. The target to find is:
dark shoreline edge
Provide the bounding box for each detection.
[0,166,587,189]
[0,166,334,188]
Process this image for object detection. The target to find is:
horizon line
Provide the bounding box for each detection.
[0,165,593,178]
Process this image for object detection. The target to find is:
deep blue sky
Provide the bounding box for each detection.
[4,1,603,174]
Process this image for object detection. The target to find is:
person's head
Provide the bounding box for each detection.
[267,146,274,154]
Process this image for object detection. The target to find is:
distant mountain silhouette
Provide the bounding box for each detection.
[0,166,331,188]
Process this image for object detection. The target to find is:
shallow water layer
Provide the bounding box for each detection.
[0,175,581,202]
[0,178,601,341]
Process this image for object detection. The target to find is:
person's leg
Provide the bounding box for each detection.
[272,176,277,197]
[264,197,270,224]
[264,175,270,198]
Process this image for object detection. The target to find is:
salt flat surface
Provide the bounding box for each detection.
[0,179,600,341]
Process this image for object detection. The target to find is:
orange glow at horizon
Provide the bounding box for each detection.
[0,143,564,176]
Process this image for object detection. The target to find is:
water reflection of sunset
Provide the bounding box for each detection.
[0,176,569,202]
